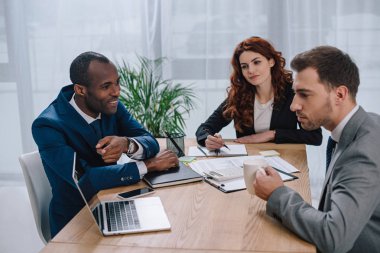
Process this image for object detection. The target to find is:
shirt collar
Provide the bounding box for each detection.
[331,104,359,142]
[69,94,101,124]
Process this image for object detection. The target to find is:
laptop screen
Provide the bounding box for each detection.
[71,152,104,230]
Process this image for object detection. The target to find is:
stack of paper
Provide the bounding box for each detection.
[187,144,247,157]
[189,155,299,193]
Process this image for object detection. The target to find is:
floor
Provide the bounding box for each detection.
[0,177,44,253]
[0,146,326,253]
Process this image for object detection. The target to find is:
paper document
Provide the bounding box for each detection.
[204,177,247,193]
[199,159,243,181]
[188,144,247,157]
[189,155,299,192]
[265,156,299,173]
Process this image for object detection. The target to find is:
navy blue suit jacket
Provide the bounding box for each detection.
[32,84,159,237]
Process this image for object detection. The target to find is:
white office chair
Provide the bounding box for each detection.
[19,151,52,244]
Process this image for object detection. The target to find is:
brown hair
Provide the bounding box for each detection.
[223,36,293,132]
[291,45,359,100]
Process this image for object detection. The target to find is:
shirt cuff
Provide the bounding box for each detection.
[117,154,147,179]
[128,138,144,159]
[135,161,147,179]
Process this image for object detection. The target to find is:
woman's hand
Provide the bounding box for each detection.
[205,133,225,150]
[235,130,275,144]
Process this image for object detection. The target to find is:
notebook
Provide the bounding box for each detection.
[72,152,171,236]
[143,132,202,188]
[188,144,248,157]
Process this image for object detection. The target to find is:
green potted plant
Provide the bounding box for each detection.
[118,55,197,152]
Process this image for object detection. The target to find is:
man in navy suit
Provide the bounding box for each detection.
[32,51,179,237]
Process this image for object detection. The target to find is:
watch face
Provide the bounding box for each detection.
[127,138,135,154]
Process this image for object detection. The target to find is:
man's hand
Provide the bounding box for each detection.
[144,150,179,172]
[235,130,275,144]
[205,133,225,150]
[96,136,129,163]
[254,167,284,201]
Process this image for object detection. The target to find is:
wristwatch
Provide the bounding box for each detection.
[126,138,137,154]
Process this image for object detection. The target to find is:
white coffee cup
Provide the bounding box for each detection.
[243,159,269,195]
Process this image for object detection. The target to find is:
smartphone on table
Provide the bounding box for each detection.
[117,187,155,200]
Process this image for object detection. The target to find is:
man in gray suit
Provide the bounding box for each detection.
[253,46,380,253]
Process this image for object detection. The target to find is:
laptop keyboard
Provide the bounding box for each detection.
[105,200,141,232]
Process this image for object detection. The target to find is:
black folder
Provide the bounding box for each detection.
[143,162,202,188]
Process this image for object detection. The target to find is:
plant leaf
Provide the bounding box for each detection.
[117,55,197,137]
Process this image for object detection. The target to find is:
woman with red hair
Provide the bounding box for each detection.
[196,36,322,150]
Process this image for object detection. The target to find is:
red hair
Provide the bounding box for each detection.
[223,36,293,132]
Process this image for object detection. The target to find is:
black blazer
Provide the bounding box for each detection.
[196,85,322,146]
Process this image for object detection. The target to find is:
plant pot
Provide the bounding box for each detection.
[165,133,185,157]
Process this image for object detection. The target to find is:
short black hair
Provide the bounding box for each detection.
[69,51,110,87]
[291,46,360,99]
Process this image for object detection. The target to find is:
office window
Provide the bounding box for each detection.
[2,0,380,177]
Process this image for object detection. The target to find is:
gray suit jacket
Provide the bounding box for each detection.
[266,107,380,253]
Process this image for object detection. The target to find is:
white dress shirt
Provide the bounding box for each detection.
[331,104,359,143]
[69,94,148,177]
[329,104,359,161]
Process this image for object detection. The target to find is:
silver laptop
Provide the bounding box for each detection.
[71,152,171,236]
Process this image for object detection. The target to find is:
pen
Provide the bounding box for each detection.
[272,167,299,180]
[197,146,208,157]
[223,144,231,150]
[204,129,230,150]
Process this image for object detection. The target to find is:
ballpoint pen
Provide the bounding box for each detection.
[272,167,299,180]
[204,129,230,150]
[197,145,208,157]
[224,144,230,150]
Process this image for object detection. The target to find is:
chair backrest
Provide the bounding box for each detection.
[19,151,52,244]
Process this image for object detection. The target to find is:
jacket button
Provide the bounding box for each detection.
[121,177,125,181]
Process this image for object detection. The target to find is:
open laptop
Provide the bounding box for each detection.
[71,152,171,236]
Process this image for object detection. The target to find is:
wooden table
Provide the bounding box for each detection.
[41,140,315,253]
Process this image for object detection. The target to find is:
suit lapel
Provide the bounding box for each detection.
[270,105,280,129]
[56,85,102,149]
[270,85,292,130]
[318,107,367,210]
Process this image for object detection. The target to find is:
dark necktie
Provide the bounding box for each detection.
[90,119,102,139]
[326,136,337,172]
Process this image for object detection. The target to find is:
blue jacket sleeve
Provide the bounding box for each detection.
[32,114,144,198]
[114,103,159,159]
